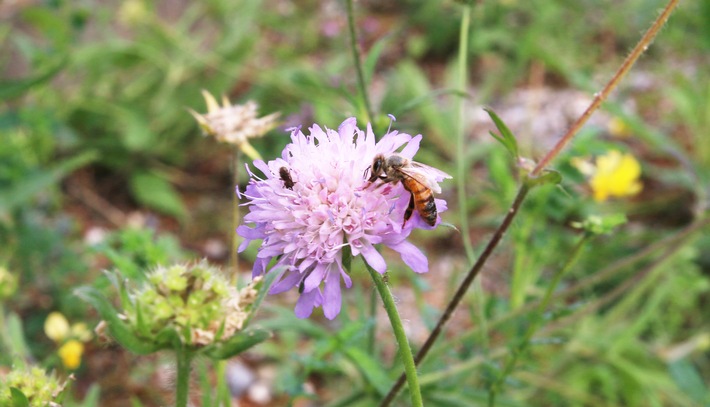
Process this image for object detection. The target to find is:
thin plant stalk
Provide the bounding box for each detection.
[412,220,708,389]
[379,185,530,406]
[367,287,377,354]
[380,2,681,403]
[216,360,231,407]
[456,3,475,263]
[175,349,193,407]
[488,234,590,406]
[345,0,374,123]
[365,261,423,407]
[433,215,708,355]
[531,0,680,176]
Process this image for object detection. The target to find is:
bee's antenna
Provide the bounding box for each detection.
[386,114,396,134]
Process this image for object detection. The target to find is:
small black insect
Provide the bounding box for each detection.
[279,166,295,190]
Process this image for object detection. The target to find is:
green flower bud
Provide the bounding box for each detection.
[0,366,69,407]
[122,260,261,347]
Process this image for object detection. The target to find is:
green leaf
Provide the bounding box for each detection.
[394,88,468,117]
[75,286,161,355]
[524,169,562,188]
[10,387,30,407]
[0,57,67,100]
[244,267,280,327]
[129,172,187,220]
[484,108,519,159]
[78,384,101,407]
[570,214,627,235]
[119,109,155,152]
[5,313,31,362]
[0,151,97,213]
[668,359,710,404]
[364,36,390,85]
[343,347,392,396]
[203,328,271,360]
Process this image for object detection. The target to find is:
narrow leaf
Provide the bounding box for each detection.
[79,384,101,407]
[343,347,392,396]
[203,328,271,360]
[0,151,97,212]
[524,169,562,188]
[484,108,519,158]
[364,36,389,84]
[0,57,66,100]
[243,268,280,326]
[129,172,187,220]
[6,313,31,362]
[75,286,161,355]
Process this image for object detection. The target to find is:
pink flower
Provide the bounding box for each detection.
[237,118,450,319]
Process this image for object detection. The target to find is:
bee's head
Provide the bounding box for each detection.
[366,154,386,182]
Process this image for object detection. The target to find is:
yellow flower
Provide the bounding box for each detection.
[44,312,93,370]
[189,91,280,161]
[58,340,85,370]
[588,150,643,202]
[44,312,70,343]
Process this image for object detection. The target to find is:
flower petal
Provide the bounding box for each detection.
[44,312,70,342]
[389,240,428,273]
[360,242,387,274]
[270,269,301,294]
[295,288,323,319]
[323,265,342,319]
[399,134,422,159]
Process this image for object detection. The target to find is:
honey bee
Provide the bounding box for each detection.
[279,166,295,190]
[366,153,450,226]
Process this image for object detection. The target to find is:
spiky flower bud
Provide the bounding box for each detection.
[0,366,70,407]
[124,261,260,346]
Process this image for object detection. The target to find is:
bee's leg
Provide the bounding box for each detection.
[363,166,372,180]
[403,193,415,225]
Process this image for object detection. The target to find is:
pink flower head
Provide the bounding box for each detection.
[237,118,450,319]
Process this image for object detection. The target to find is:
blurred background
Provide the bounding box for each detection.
[1,0,709,405]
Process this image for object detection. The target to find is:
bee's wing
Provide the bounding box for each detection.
[397,166,443,193]
[410,161,452,181]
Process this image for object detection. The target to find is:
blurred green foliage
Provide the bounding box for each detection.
[0,0,708,405]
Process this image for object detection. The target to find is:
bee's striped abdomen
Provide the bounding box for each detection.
[402,178,437,226]
[416,190,437,226]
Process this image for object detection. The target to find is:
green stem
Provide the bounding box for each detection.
[365,262,423,407]
[456,3,474,264]
[345,0,374,123]
[487,234,590,406]
[380,2,682,403]
[175,349,193,407]
[216,360,231,406]
[380,185,530,407]
[367,287,377,354]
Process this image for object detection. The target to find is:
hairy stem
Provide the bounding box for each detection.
[366,262,423,407]
[345,0,374,123]
[532,0,680,175]
[380,185,530,406]
[175,349,193,407]
[380,2,682,404]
